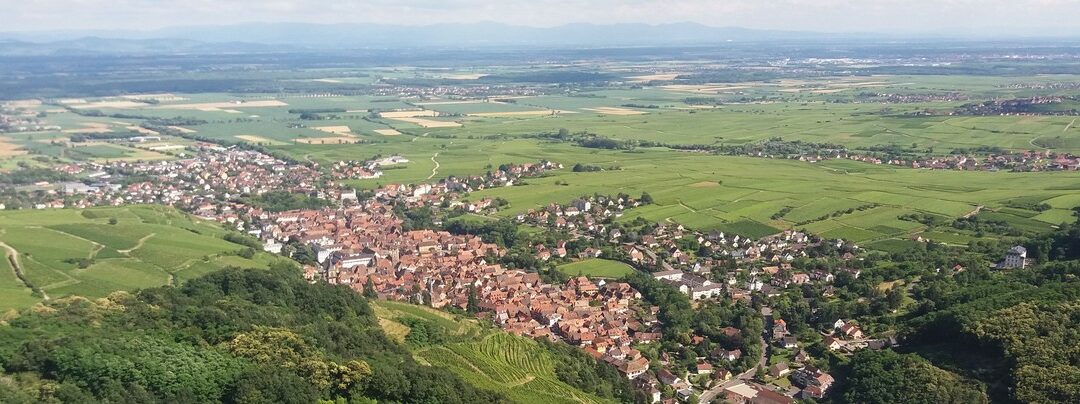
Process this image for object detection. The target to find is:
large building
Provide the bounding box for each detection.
[999,245,1028,269]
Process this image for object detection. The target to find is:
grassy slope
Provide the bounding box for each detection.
[371,300,613,404]
[0,205,283,310]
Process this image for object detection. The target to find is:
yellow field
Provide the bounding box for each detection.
[294,137,359,144]
[0,137,26,157]
[313,126,354,135]
[581,107,648,116]
[2,100,42,108]
[689,181,721,188]
[374,129,403,136]
[380,110,439,118]
[69,100,147,109]
[153,100,288,110]
[468,110,571,117]
[390,117,462,128]
[127,126,160,136]
[627,73,681,82]
[234,135,287,145]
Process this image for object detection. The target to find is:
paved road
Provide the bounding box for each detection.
[699,308,772,403]
[699,335,768,403]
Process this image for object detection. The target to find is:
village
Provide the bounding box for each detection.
[727,139,1080,172]
[2,142,921,403]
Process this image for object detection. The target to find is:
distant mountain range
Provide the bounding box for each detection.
[0,22,880,55]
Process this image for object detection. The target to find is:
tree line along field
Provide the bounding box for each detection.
[0,205,284,311]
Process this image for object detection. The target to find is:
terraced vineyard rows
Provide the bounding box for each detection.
[416,332,610,404]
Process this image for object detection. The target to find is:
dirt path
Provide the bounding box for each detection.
[963,205,984,219]
[119,233,156,254]
[1065,118,1077,133]
[505,374,536,388]
[427,153,440,180]
[0,240,48,301]
[411,132,430,142]
[1030,136,1050,150]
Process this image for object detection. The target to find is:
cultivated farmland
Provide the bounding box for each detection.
[0,205,284,310]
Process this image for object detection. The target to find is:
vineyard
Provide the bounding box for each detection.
[416,332,612,404]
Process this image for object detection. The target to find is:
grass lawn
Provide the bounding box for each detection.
[557,259,636,279]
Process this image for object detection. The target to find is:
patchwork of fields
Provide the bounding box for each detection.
[277,132,1079,246]
[4,73,1080,256]
[0,206,282,310]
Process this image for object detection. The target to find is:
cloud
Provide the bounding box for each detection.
[2,0,1079,35]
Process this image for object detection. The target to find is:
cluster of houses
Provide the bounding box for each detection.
[0,102,58,133]
[249,203,665,378]
[854,92,968,103]
[325,160,383,180]
[13,140,889,402]
[794,149,1080,172]
[952,96,1078,116]
[515,195,640,235]
[25,145,340,215]
[370,84,544,99]
[821,319,897,355]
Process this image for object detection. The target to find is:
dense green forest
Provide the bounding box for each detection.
[837,350,988,404]
[0,263,506,404]
[871,218,1080,404]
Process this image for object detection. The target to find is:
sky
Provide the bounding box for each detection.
[2,0,1080,36]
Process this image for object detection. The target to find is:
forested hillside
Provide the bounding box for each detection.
[0,264,506,403]
[868,218,1080,403]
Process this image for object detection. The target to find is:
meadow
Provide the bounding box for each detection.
[0,205,284,310]
[557,259,637,278]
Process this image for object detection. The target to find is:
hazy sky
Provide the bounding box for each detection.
[3,0,1080,36]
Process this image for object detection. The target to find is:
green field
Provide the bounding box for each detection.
[0,205,282,309]
[557,259,636,278]
[7,73,1080,254]
[272,132,1080,246]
